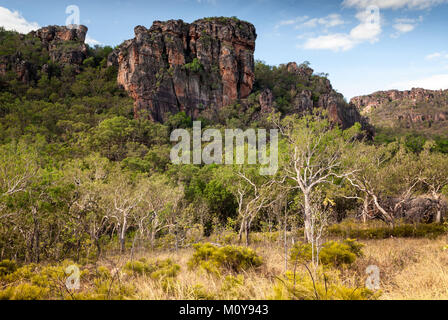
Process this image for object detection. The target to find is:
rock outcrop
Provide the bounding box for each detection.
[31,25,88,67]
[0,25,88,83]
[260,62,373,132]
[385,196,447,224]
[351,88,448,115]
[350,88,448,134]
[108,18,256,122]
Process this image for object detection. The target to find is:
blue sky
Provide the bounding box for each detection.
[1,0,448,99]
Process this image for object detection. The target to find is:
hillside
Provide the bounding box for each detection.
[351,88,448,138]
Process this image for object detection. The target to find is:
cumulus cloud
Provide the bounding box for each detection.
[388,74,448,90]
[303,8,381,51]
[303,33,355,51]
[342,0,448,10]
[391,16,423,38]
[0,6,39,33]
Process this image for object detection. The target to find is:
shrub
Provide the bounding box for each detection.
[0,260,18,276]
[188,243,263,274]
[0,283,50,300]
[319,241,357,267]
[328,221,446,240]
[289,239,364,268]
[123,258,180,280]
[183,58,203,73]
[272,271,378,300]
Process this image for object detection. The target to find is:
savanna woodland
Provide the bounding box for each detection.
[1,17,448,301]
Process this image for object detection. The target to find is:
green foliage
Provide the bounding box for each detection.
[0,260,18,276]
[329,221,447,239]
[289,239,364,268]
[183,58,203,73]
[272,271,378,300]
[123,258,180,280]
[188,243,262,274]
[0,283,50,300]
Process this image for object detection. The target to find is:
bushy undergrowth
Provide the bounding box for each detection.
[188,243,263,274]
[0,260,17,276]
[328,221,446,240]
[123,258,180,280]
[0,260,82,300]
[290,239,364,268]
[272,270,379,300]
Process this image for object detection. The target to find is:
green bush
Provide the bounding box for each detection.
[183,58,203,73]
[328,221,446,240]
[319,241,357,267]
[272,271,378,300]
[188,243,263,274]
[0,283,50,300]
[289,239,364,268]
[0,260,18,276]
[123,258,180,280]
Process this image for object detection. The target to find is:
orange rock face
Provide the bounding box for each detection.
[351,88,448,115]
[1,25,88,84]
[108,18,257,122]
[350,88,448,128]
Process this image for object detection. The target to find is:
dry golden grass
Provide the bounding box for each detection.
[358,238,448,300]
[4,235,447,300]
[87,236,447,300]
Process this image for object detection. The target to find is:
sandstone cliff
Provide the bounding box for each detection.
[108,18,256,122]
[257,62,372,132]
[350,88,448,135]
[0,25,88,83]
[31,25,88,67]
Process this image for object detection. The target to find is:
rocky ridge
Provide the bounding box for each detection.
[0,25,88,83]
[350,88,448,133]
[108,18,256,122]
[258,62,372,132]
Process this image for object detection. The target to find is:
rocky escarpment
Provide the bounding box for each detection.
[108,18,256,122]
[0,25,88,83]
[259,62,373,132]
[31,25,88,67]
[350,88,448,134]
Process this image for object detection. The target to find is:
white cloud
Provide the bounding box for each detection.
[0,6,39,33]
[426,52,443,60]
[425,52,448,60]
[303,33,355,51]
[299,14,346,29]
[85,36,102,46]
[342,0,448,10]
[392,22,415,32]
[391,16,422,37]
[388,74,448,90]
[276,14,345,31]
[275,16,308,29]
[302,8,381,51]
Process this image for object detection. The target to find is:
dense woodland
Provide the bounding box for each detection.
[0,26,448,300]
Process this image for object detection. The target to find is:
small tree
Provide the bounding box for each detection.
[275,112,357,243]
[102,169,143,253]
[418,143,448,223]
